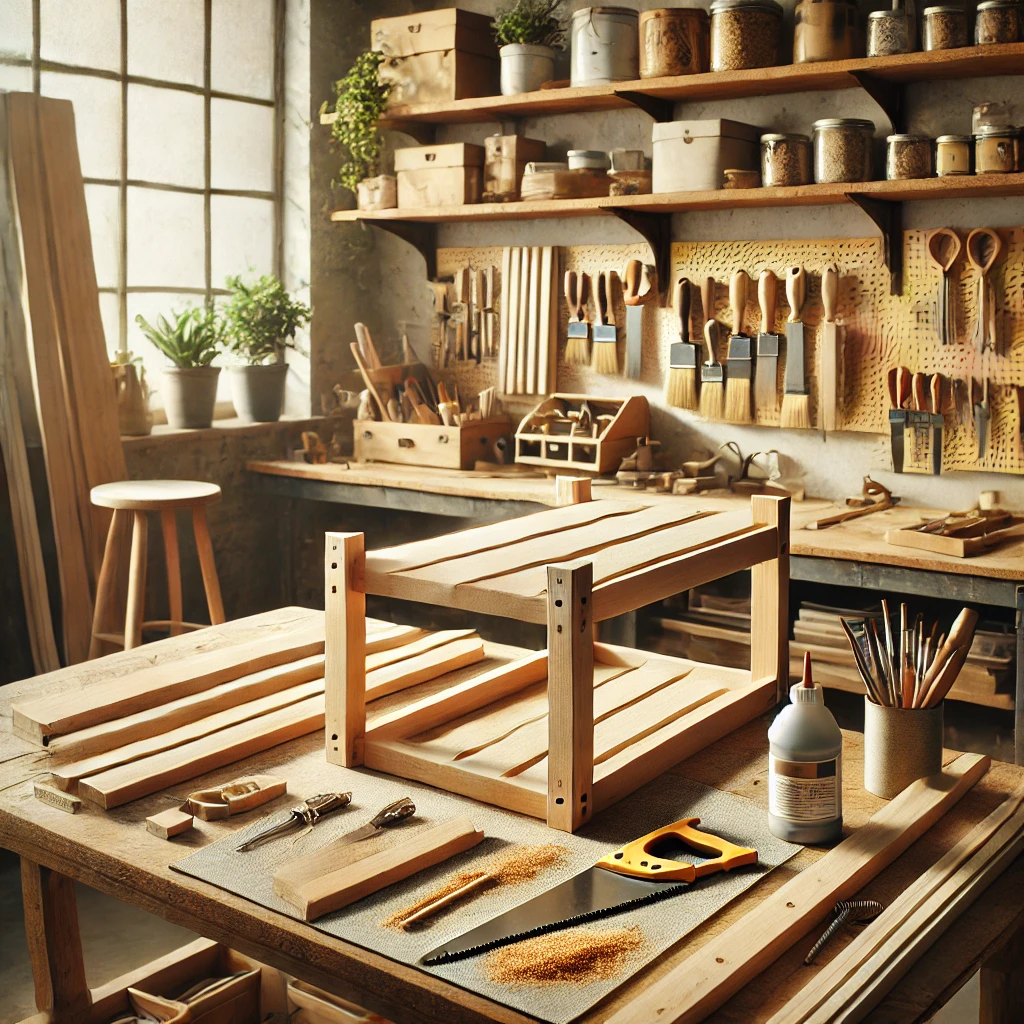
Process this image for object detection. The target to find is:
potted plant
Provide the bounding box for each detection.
[135,307,221,430]
[328,50,394,210]
[221,274,311,423]
[493,0,565,95]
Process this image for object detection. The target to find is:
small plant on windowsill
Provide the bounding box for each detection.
[221,273,311,423]
[135,306,222,430]
[327,50,394,211]
[493,0,564,95]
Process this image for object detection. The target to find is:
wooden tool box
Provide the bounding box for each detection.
[396,142,485,208]
[325,494,789,832]
[515,394,651,474]
[353,415,513,470]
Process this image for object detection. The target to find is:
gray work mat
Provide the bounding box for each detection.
[172,769,798,1023]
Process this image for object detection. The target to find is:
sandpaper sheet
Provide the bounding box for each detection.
[173,768,798,1023]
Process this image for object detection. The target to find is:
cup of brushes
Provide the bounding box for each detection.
[842,602,978,800]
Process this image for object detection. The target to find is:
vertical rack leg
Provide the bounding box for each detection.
[546,560,594,832]
[20,859,91,1020]
[750,494,791,705]
[325,532,366,767]
[161,509,182,636]
[124,510,148,650]
[192,505,225,625]
[89,508,129,658]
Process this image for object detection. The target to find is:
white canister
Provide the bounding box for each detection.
[570,7,640,86]
[499,43,556,95]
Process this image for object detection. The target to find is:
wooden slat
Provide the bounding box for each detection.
[365,637,485,700]
[602,752,991,1024]
[325,532,366,767]
[364,628,476,671]
[12,621,326,741]
[77,693,326,809]
[365,623,428,654]
[751,495,790,704]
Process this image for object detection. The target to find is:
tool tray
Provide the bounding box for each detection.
[353,416,512,470]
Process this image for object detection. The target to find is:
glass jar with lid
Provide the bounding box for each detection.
[793,0,861,62]
[975,0,1020,44]
[976,126,1020,174]
[935,135,972,175]
[867,10,911,55]
[761,134,812,187]
[812,119,875,183]
[922,5,969,49]
[709,0,784,71]
[886,135,933,179]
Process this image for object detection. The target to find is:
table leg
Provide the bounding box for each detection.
[192,505,225,625]
[20,858,91,1020]
[980,917,1024,1024]
[125,510,149,650]
[161,509,183,637]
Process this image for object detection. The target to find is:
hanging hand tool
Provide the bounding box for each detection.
[452,266,470,361]
[622,258,651,379]
[471,267,484,362]
[591,270,618,373]
[755,268,781,420]
[430,282,450,369]
[698,318,725,420]
[564,270,591,366]
[666,277,698,410]
[973,376,990,460]
[236,791,353,852]
[482,265,496,357]
[966,227,1002,354]
[805,477,899,530]
[722,269,753,424]
[780,265,810,429]
[421,817,756,966]
[328,796,417,848]
[908,371,929,469]
[928,373,944,475]
[887,365,910,472]
[819,263,840,434]
[925,228,962,346]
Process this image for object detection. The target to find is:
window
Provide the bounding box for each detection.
[0,0,284,405]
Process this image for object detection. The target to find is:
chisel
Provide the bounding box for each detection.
[887,365,910,472]
[755,269,781,421]
[974,376,990,460]
[779,264,810,429]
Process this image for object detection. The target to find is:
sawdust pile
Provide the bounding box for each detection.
[484,926,645,985]
[383,843,567,929]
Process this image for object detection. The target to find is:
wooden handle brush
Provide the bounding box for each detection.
[724,270,752,424]
[755,269,779,419]
[665,277,698,411]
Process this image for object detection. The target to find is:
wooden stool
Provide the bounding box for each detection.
[89,480,225,656]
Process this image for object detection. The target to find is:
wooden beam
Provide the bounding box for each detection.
[546,560,594,832]
[750,494,791,704]
[325,532,366,767]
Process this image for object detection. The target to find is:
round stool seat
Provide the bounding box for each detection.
[90,480,221,511]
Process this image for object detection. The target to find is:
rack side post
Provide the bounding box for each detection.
[325,532,366,766]
[546,560,594,832]
[750,495,791,705]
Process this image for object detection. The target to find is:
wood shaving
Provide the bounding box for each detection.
[484,926,645,986]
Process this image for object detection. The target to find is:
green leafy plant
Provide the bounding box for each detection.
[329,50,392,193]
[134,307,221,368]
[221,274,311,365]
[492,0,565,47]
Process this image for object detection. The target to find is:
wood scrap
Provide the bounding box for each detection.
[365,636,486,701]
[32,781,81,814]
[146,808,194,840]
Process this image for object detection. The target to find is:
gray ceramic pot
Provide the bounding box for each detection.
[162,366,220,429]
[230,363,288,423]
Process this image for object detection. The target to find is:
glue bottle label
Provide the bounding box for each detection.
[769,753,842,822]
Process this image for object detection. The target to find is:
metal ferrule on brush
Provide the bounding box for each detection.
[726,335,752,379]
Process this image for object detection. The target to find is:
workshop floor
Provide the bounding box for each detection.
[0,847,980,1023]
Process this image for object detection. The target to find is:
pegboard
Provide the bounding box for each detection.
[436,229,1024,476]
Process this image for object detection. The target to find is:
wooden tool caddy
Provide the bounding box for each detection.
[514,394,650,475]
[325,493,789,832]
[353,415,513,470]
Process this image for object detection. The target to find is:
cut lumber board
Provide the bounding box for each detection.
[364,628,476,672]
[603,752,991,1024]
[47,654,326,762]
[274,815,484,921]
[365,636,486,701]
[12,622,326,741]
[49,678,325,792]
[364,624,428,656]
[77,693,326,809]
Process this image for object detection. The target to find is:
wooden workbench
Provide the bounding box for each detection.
[3,607,1023,1024]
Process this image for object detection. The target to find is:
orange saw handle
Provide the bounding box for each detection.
[595,816,758,882]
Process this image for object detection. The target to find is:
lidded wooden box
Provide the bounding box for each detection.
[396,142,486,208]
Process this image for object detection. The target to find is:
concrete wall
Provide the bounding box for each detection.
[309,0,1024,508]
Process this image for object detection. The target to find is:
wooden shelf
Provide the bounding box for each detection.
[330,194,610,223]
[319,43,1024,128]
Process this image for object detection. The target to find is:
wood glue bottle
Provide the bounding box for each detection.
[767,653,843,844]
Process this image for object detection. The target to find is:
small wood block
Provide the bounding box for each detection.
[146,808,194,840]
[33,781,81,814]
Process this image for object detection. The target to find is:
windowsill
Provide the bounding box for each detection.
[121,415,329,449]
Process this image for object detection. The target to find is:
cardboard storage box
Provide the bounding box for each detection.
[652,119,761,193]
[483,134,546,202]
[396,142,485,208]
[372,9,499,107]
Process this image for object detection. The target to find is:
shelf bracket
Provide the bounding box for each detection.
[359,219,438,281]
[616,90,675,123]
[847,193,903,294]
[849,71,905,134]
[609,209,672,305]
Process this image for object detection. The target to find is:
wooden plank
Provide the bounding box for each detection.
[325,532,366,767]
[49,678,325,792]
[7,91,94,665]
[546,561,593,832]
[365,637,486,700]
[365,628,476,672]
[751,495,791,704]
[497,246,511,391]
[12,621,326,742]
[47,654,326,762]
[275,816,485,922]
[365,623,428,655]
[525,246,540,394]
[77,693,326,809]
[603,752,991,1024]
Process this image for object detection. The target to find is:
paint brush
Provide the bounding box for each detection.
[665,277,698,411]
[591,271,618,374]
[780,264,811,429]
[755,268,781,421]
[698,318,724,420]
[723,269,753,424]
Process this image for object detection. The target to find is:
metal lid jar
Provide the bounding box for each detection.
[886,134,933,179]
[709,0,784,72]
[639,8,710,78]
[812,118,875,183]
[794,0,862,63]
[922,5,969,49]
[867,10,911,55]
[935,135,972,175]
[760,133,812,187]
[975,0,1021,44]
[567,149,610,170]
[570,7,640,86]
[975,125,1020,174]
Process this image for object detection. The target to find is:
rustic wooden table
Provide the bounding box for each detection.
[3,608,1023,1024]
